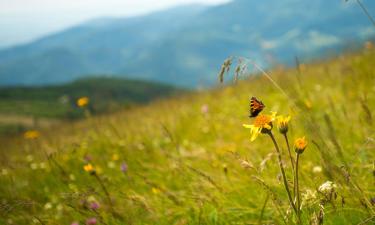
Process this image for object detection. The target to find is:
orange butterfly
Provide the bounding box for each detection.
[249,97,265,117]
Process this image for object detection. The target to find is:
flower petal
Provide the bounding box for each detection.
[243,124,254,129]
[250,127,261,141]
[264,124,272,130]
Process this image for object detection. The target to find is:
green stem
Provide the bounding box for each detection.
[268,131,299,221]
[283,133,296,199]
[295,153,301,220]
[283,133,295,173]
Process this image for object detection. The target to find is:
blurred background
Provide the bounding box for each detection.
[0,0,374,135]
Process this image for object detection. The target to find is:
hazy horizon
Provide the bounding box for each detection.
[0,0,230,49]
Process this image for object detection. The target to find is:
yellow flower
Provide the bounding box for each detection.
[294,137,308,154]
[152,187,161,195]
[83,163,95,173]
[111,154,119,161]
[77,97,89,108]
[243,112,277,141]
[276,115,291,134]
[24,130,40,139]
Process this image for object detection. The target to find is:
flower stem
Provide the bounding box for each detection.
[268,131,300,222]
[295,153,301,219]
[283,133,295,173]
[283,133,296,200]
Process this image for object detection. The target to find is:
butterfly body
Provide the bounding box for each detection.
[249,97,265,117]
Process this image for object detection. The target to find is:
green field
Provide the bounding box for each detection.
[0,77,180,135]
[0,49,374,224]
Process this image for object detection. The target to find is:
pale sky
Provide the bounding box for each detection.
[0,0,230,48]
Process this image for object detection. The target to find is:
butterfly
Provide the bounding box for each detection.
[249,97,265,117]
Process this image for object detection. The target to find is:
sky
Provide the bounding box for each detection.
[0,0,230,49]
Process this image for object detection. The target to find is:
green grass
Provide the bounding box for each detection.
[0,49,374,224]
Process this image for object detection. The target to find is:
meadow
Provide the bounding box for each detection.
[0,47,374,224]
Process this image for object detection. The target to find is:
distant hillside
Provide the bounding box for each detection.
[0,0,374,87]
[0,77,180,134]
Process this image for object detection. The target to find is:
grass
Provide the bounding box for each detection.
[0,48,374,224]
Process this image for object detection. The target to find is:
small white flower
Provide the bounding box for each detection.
[313,166,322,173]
[318,181,337,194]
[30,163,38,170]
[44,202,53,210]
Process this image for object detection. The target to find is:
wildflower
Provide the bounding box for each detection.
[83,164,95,174]
[294,137,307,154]
[86,218,97,225]
[371,197,375,206]
[152,187,161,195]
[243,112,277,141]
[77,97,89,108]
[30,163,38,170]
[44,202,53,210]
[201,104,209,114]
[313,166,323,173]
[71,222,79,225]
[24,130,40,139]
[304,100,312,109]
[111,154,119,161]
[318,181,337,194]
[276,115,291,134]
[121,162,128,173]
[89,201,100,210]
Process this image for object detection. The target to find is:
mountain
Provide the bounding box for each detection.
[0,0,374,87]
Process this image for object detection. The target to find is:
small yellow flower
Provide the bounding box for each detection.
[83,163,95,173]
[243,112,277,141]
[152,187,161,195]
[304,100,312,109]
[294,137,308,154]
[276,115,291,134]
[77,97,89,108]
[111,154,119,161]
[24,130,40,139]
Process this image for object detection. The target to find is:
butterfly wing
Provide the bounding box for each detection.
[249,97,265,117]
